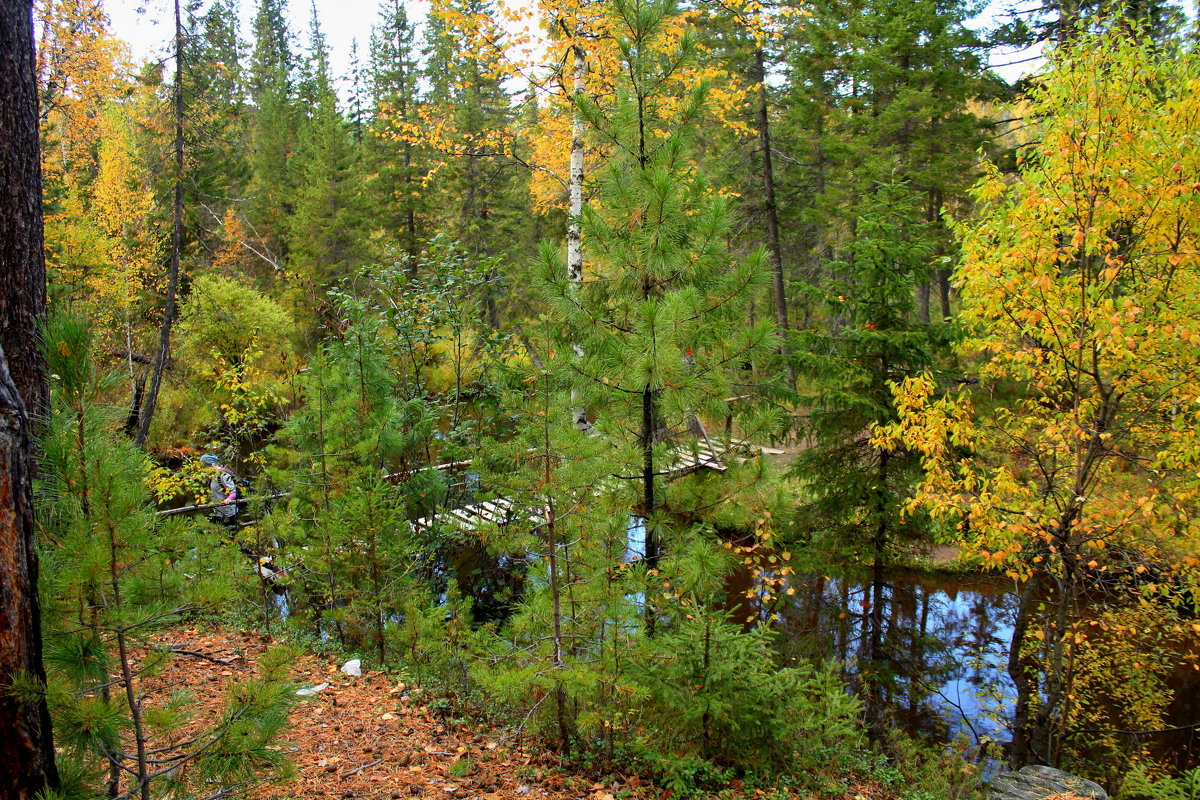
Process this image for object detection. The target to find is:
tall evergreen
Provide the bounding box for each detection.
[422,0,533,323]
[543,0,776,598]
[184,0,250,262]
[366,0,427,260]
[790,183,946,731]
[288,3,367,291]
[246,0,296,268]
[782,0,991,320]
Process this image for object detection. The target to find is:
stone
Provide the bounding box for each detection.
[990,766,1108,800]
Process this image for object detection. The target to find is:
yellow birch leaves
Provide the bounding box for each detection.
[878,28,1200,585]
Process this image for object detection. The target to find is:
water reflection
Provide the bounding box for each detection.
[759,570,1019,747]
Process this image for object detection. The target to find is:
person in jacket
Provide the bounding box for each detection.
[201,453,239,529]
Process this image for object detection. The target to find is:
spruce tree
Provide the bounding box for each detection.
[781,0,990,320]
[184,0,250,265]
[245,0,296,267]
[791,182,946,732]
[421,0,534,323]
[366,0,427,261]
[288,4,367,291]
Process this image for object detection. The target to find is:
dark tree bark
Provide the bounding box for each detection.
[1007,573,1043,767]
[0,0,58,794]
[750,46,795,390]
[0,350,57,800]
[937,268,952,319]
[0,0,50,426]
[136,0,186,447]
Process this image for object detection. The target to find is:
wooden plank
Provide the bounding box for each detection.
[472,503,503,523]
[448,508,480,529]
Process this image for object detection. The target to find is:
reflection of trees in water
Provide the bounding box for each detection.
[771,571,1017,745]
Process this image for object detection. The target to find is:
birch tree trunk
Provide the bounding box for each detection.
[568,38,591,432]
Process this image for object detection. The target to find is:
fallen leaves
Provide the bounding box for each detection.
[139,627,657,800]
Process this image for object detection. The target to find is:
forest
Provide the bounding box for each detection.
[1,0,1199,797]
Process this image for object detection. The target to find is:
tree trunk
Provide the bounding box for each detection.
[917,282,931,323]
[865,445,888,736]
[0,349,57,799]
[641,384,657,572]
[1007,572,1043,767]
[136,0,186,447]
[0,0,58,791]
[750,46,795,389]
[937,268,952,319]
[568,39,591,433]
[0,0,50,426]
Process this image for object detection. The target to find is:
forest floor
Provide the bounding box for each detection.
[138,626,909,800]
[139,626,665,800]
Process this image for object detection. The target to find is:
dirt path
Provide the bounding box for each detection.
[140,628,654,800]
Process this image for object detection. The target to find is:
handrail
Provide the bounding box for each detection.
[155,492,290,517]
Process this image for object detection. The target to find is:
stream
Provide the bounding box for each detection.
[759,568,1018,747]
[268,511,1199,771]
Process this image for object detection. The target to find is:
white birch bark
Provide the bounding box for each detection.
[568,38,591,432]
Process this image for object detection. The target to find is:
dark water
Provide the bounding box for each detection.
[747,568,1019,747]
[732,566,1200,772]
[620,518,1020,745]
[430,517,1200,771]
[623,519,1200,767]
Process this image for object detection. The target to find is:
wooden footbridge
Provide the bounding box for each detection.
[158,410,784,535]
[409,435,780,535]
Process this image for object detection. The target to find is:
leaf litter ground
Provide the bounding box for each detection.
[139,627,655,800]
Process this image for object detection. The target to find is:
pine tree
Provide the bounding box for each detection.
[633,535,861,778]
[38,316,293,798]
[0,0,57,788]
[692,0,795,386]
[470,334,641,754]
[279,297,435,657]
[542,0,776,620]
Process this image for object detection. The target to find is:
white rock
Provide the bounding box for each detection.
[341,659,362,676]
[295,682,329,697]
